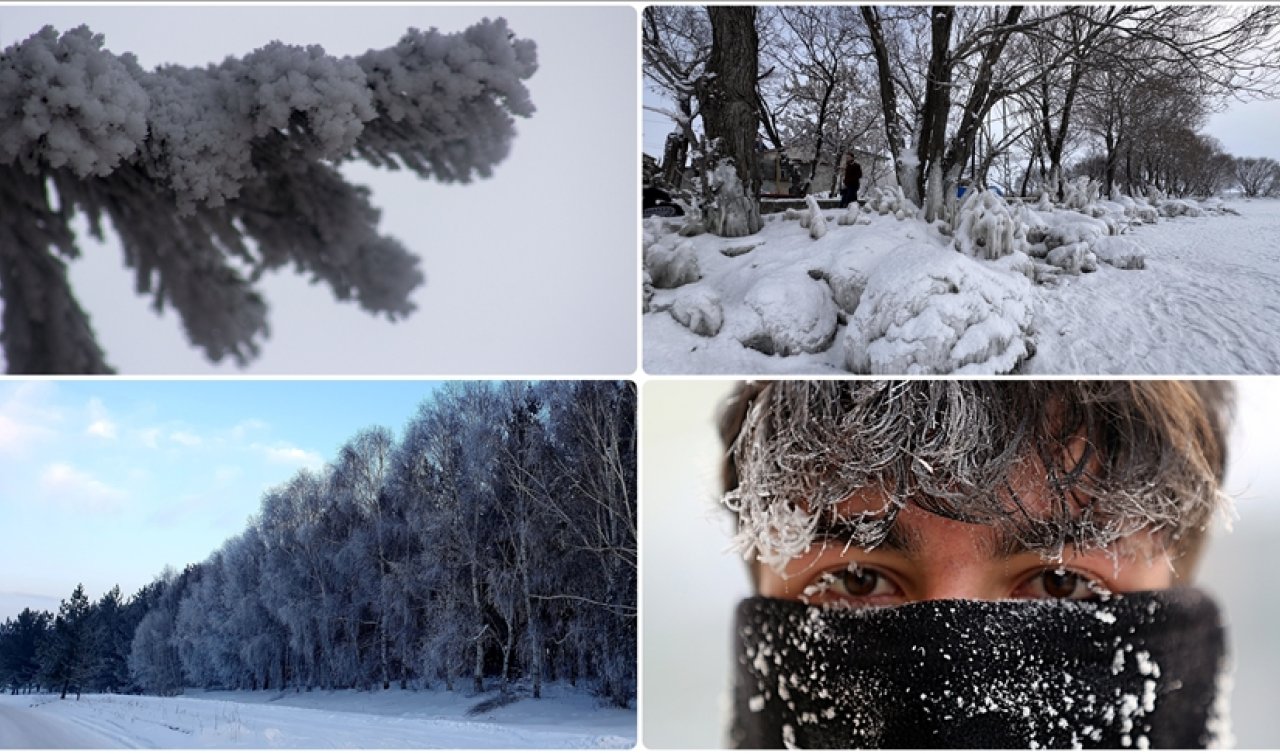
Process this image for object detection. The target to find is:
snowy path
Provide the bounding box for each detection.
[0,690,634,748]
[0,700,128,748]
[1027,199,1280,374]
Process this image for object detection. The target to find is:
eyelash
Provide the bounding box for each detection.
[800,564,1111,604]
[801,563,899,604]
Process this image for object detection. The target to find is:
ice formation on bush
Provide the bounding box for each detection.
[0,20,537,373]
[1090,236,1147,270]
[669,284,723,337]
[805,194,827,240]
[739,276,838,356]
[845,244,1033,374]
[952,190,1028,260]
[1063,176,1101,210]
[864,186,916,217]
[1158,199,1205,218]
[643,238,701,289]
[705,159,761,238]
[1045,243,1098,274]
[837,201,863,226]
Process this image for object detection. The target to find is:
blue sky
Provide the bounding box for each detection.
[0,379,441,621]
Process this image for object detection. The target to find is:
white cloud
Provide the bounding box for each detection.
[213,465,242,485]
[229,419,269,440]
[39,462,127,513]
[84,397,117,440]
[169,430,202,447]
[0,382,60,454]
[253,442,324,469]
[139,427,162,449]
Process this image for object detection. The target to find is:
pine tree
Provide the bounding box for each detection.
[41,584,95,699]
[0,20,537,373]
[0,608,52,694]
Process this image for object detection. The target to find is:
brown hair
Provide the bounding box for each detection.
[718,380,1233,583]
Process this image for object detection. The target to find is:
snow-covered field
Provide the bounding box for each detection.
[0,685,634,748]
[644,193,1280,374]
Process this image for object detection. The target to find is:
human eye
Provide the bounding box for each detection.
[800,563,900,607]
[1014,567,1108,601]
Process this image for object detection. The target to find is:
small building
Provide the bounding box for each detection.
[758,145,892,198]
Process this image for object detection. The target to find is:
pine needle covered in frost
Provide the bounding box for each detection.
[0,20,537,373]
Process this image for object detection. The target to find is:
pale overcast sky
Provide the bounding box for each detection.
[0,5,638,375]
[0,379,446,622]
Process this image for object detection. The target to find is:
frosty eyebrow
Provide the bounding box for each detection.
[816,515,1036,560]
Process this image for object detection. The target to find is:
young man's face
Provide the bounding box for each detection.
[758,447,1175,607]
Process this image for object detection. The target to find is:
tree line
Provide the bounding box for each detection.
[1,381,636,706]
[644,5,1280,236]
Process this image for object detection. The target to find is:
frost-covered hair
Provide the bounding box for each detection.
[718,381,1232,580]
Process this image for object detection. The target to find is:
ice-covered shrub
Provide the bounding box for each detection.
[865,186,916,217]
[952,190,1028,260]
[739,276,839,356]
[1158,199,1205,218]
[644,237,700,289]
[705,159,761,237]
[1063,177,1101,210]
[838,201,864,226]
[668,285,723,337]
[642,269,654,313]
[1045,242,1097,274]
[805,194,827,240]
[1090,236,1147,270]
[1038,212,1112,250]
[1035,192,1054,211]
[845,244,1033,374]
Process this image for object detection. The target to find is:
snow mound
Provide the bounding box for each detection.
[813,251,872,314]
[845,244,1033,374]
[669,284,723,337]
[1090,236,1147,270]
[739,276,839,356]
[644,237,700,289]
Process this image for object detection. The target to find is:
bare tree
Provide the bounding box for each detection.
[1234,156,1280,197]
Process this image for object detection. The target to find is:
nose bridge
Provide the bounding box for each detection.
[916,560,1004,602]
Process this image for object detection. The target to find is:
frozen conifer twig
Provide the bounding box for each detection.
[0,20,537,373]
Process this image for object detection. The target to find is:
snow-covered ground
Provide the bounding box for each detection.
[0,684,634,748]
[644,193,1280,374]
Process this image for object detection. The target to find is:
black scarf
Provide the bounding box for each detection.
[730,590,1229,749]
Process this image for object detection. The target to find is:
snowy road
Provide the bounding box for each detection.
[1028,198,1280,374]
[0,689,634,749]
[0,701,126,748]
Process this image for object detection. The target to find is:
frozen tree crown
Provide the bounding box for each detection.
[0,20,537,373]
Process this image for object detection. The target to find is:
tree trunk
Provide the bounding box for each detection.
[702,6,762,237]
[470,560,485,693]
[861,7,915,203]
[917,6,955,217]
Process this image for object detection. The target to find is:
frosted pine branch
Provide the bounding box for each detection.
[0,20,537,373]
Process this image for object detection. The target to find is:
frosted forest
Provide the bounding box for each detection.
[0,20,536,373]
[0,382,636,713]
[643,6,1280,374]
